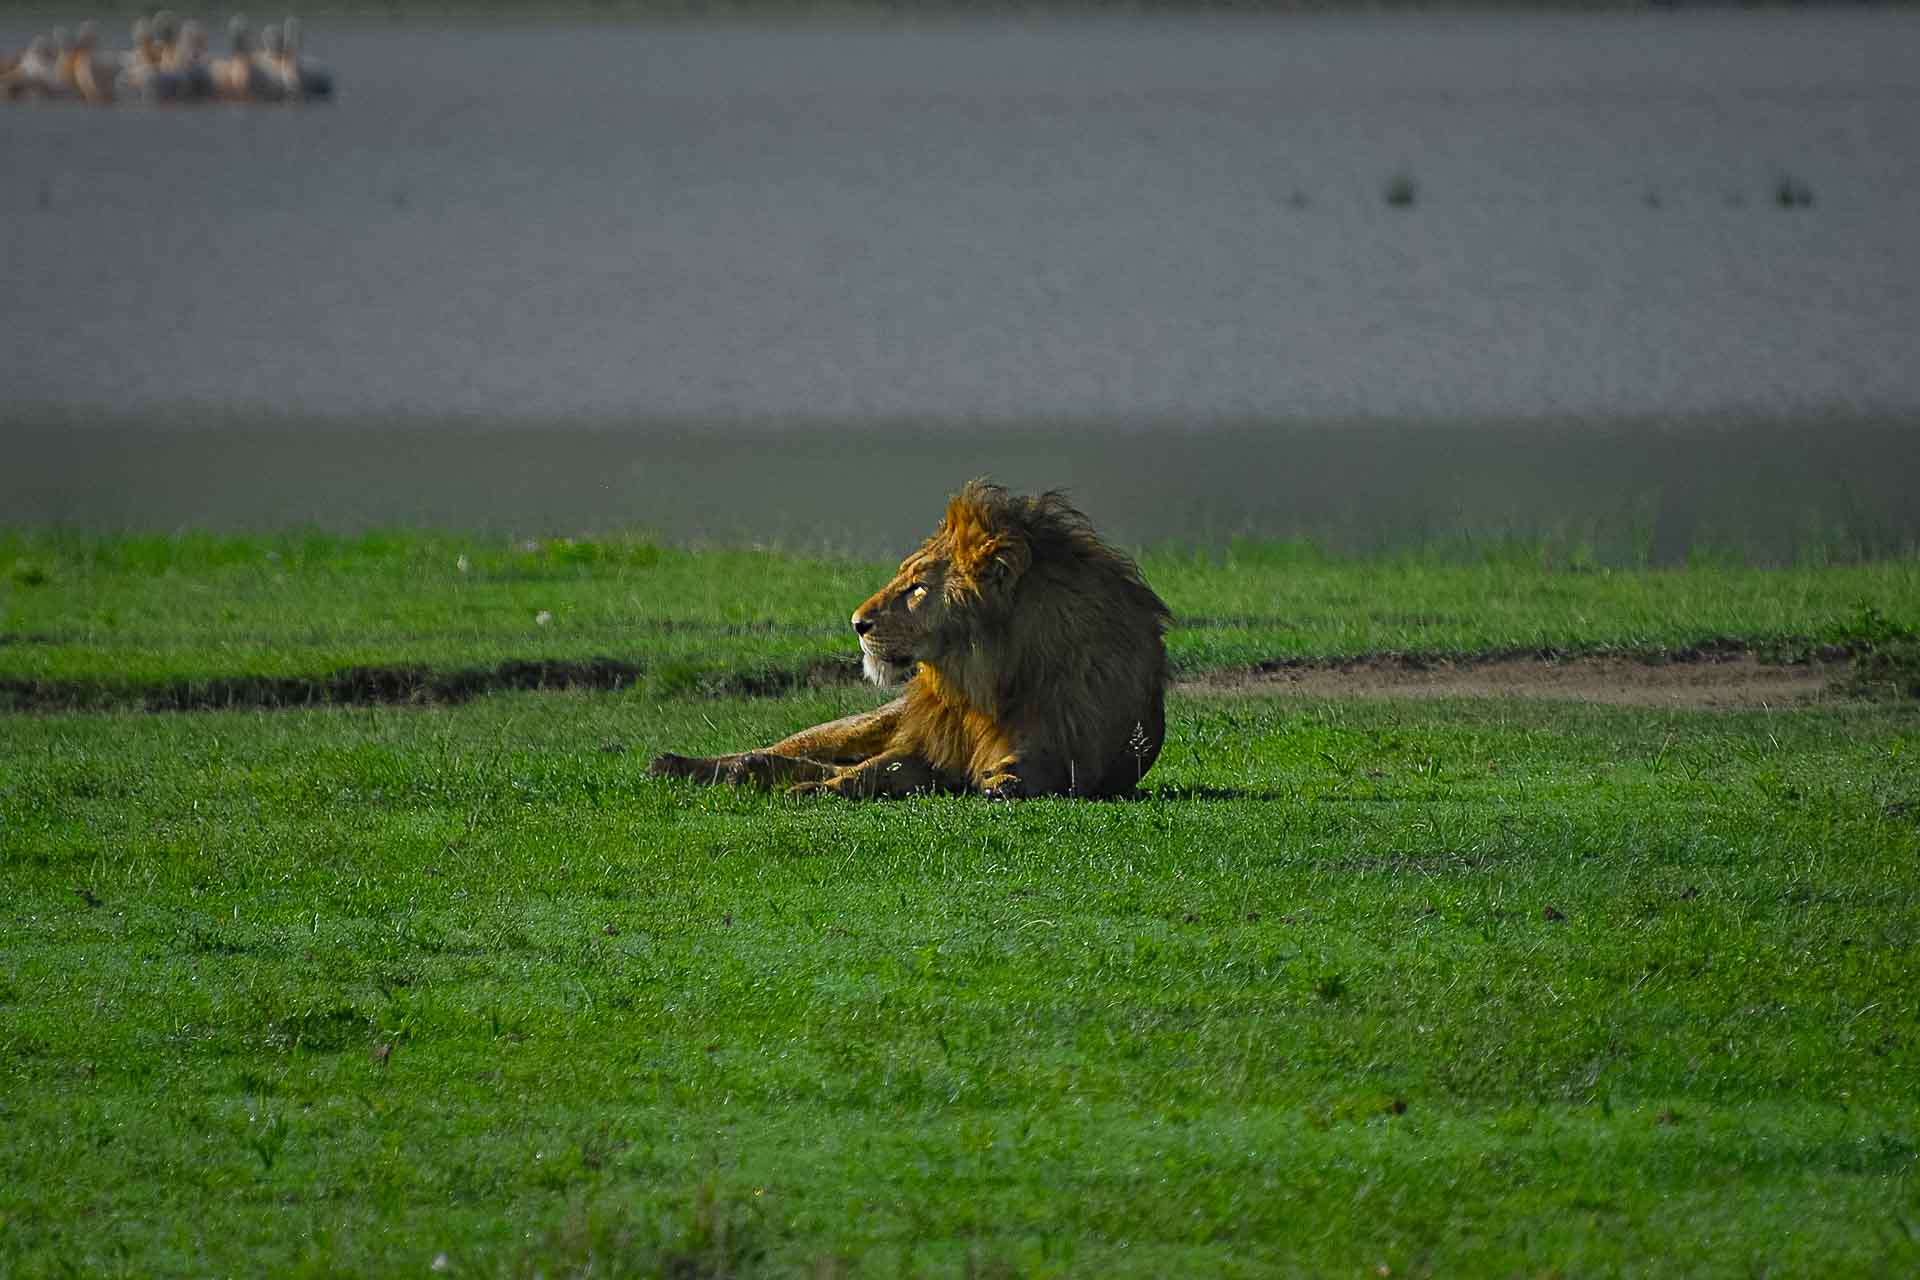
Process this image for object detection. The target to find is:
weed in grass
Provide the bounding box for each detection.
[244,1113,290,1173]
[8,559,49,588]
[1836,603,1920,699]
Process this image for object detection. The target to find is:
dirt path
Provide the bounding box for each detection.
[3,650,1863,714]
[1184,653,1853,708]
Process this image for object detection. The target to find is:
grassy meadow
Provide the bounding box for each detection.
[3,530,1919,1276]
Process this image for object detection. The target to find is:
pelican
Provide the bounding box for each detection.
[164,18,214,99]
[214,16,282,102]
[2,34,58,99]
[117,16,183,101]
[280,18,332,101]
[127,16,164,69]
[57,20,113,104]
[259,22,288,91]
[40,27,76,98]
[150,10,180,63]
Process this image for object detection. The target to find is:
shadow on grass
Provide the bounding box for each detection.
[0,656,863,714]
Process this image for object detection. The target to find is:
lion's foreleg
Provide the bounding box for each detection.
[976,748,1077,800]
[765,696,906,765]
[647,750,838,788]
[649,696,908,790]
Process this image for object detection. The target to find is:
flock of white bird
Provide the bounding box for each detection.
[3,12,332,103]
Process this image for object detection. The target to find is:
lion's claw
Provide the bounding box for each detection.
[981,773,1023,801]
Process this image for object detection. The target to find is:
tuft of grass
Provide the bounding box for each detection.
[1836,603,1920,699]
[487,1181,769,1280]
[7,559,49,589]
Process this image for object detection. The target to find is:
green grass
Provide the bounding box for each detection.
[3,533,1918,1274]
[4,530,1918,701]
[4,685,1918,1276]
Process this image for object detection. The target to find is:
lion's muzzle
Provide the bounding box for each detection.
[859,641,915,688]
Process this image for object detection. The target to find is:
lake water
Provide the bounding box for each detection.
[5,10,1918,554]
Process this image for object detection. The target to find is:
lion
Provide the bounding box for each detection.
[648,481,1172,798]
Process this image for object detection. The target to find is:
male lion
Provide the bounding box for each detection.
[649,481,1172,798]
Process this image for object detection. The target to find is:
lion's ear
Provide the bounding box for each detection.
[943,491,1030,595]
[972,532,1030,590]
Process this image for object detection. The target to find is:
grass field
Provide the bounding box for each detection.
[5,530,1918,701]
[3,532,1918,1276]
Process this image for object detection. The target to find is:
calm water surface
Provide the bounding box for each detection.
[5,11,1918,547]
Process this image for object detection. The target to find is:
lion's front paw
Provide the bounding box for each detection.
[980,772,1024,801]
[799,769,880,798]
[722,752,779,787]
[648,753,699,779]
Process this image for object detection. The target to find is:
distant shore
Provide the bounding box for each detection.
[9,407,1918,562]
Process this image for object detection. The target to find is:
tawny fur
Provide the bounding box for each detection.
[649,481,1172,798]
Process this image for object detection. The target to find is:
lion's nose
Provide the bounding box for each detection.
[852,616,874,636]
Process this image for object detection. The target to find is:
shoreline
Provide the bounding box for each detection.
[10,409,1917,561]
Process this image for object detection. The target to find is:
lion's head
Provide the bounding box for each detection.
[851,484,1034,688]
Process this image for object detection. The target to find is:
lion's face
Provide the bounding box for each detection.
[851,554,954,687]
[851,492,1033,690]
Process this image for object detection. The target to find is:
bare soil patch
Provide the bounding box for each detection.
[3,648,1866,714]
[0,657,852,715]
[1187,652,1853,708]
